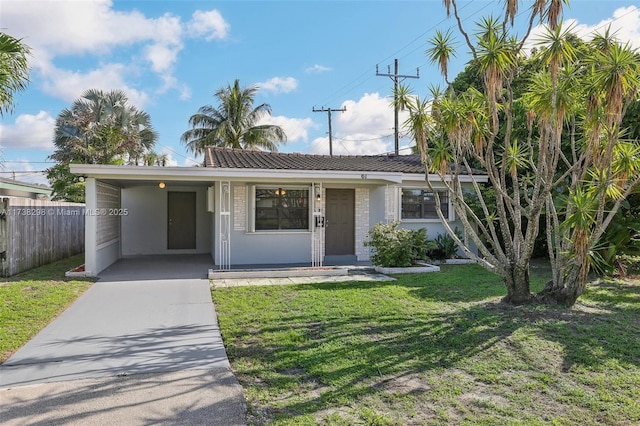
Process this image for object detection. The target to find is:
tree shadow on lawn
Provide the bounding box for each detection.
[224,278,640,421]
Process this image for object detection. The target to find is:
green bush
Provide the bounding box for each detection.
[426,228,463,260]
[365,222,432,267]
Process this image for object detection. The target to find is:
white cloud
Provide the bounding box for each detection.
[39,63,149,107]
[305,64,332,74]
[1,1,230,102]
[183,155,203,167]
[572,6,640,48]
[159,149,179,167]
[157,75,192,100]
[336,92,408,135]
[0,111,55,150]
[309,92,412,155]
[259,116,315,143]
[257,77,298,94]
[527,5,640,51]
[145,42,180,74]
[310,136,391,156]
[1,160,49,186]
[1,1,183,57]
[188,10,230,41]
[156,146,201,167]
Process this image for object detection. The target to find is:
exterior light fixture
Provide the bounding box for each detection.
[158,182,166,189]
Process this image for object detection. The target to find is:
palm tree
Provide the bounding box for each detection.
[50,89,158,164]
[47,89,159,202]
[0,32,30,116]
[181,79,287,154]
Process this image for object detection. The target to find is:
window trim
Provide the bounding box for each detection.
[249,185,312,232]
[400,188,453,222]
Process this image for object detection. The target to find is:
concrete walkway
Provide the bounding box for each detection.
[0,257,246,425]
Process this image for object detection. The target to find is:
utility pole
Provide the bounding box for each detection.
[376,59,419,155]
[312,106,346,156]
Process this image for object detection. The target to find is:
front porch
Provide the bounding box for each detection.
[94,254,375,281]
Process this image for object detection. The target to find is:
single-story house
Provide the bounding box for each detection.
[70,147,488,276]
[0,177,52,199]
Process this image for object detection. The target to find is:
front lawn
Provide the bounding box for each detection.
[0,254,94,362]
[212,264,640,425]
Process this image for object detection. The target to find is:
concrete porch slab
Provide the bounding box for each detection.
[98,254,214,281]
[208,266,349,279]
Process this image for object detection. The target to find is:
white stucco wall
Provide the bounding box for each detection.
[354,188,370,261]
[214,182,312,265]
[85,178,122,276]
[121,185,211,256]
[397,183,478,257]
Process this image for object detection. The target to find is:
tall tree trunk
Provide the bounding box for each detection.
[537,252,589,307]
[502,262,532,304]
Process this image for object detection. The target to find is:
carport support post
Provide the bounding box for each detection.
[84,177,97,276]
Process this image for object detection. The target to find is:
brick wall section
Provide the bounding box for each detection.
[386,184,399,222]
[233,185,246,231]
[355,187,370,261]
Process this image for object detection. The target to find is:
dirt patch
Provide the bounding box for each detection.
[458,389,509,407]
[380,373,432,395]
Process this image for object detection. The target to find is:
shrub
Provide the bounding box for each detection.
[365,222,432,267]
[426,228,463,260]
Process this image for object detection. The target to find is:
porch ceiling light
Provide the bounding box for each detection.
[158,182,166,189]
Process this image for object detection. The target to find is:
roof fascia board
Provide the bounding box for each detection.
[401,173,489,183]
[70,164,404,184]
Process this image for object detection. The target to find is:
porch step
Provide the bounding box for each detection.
[208,266,349,280]
[324,255,358,265]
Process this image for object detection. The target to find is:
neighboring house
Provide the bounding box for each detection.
[70,147,488,276]
[0,177,52,199]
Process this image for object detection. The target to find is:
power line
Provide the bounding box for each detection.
[317,1,481,109]
[312,106,347,156]
[376,59,420,155]
[333,133,394,143]
[155,142,201,165]
[0,170,47,173]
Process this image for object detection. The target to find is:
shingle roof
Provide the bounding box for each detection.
[204,147,426,174]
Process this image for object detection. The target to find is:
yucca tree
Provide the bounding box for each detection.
[181,79,287,154]
[0,32,30,116]
[399,0,639,306]
[426,30,457,86]
[399,3,556,304]
[538,31,640,305]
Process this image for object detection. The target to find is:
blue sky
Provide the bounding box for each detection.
[1,0,639,184]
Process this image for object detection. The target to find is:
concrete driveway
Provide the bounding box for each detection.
[0,256,246,425]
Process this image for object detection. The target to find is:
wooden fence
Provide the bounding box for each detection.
[0,197,85,277]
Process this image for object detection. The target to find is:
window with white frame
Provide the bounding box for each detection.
[401,189,450,220]
[254,187,309,230]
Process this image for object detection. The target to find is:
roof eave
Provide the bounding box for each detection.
[69,164,405,184]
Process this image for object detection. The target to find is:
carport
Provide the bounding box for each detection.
[98,254,214,281]
[72,165,220,276]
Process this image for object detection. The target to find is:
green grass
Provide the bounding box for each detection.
[212,264,640,425]
[0,254,94,362]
